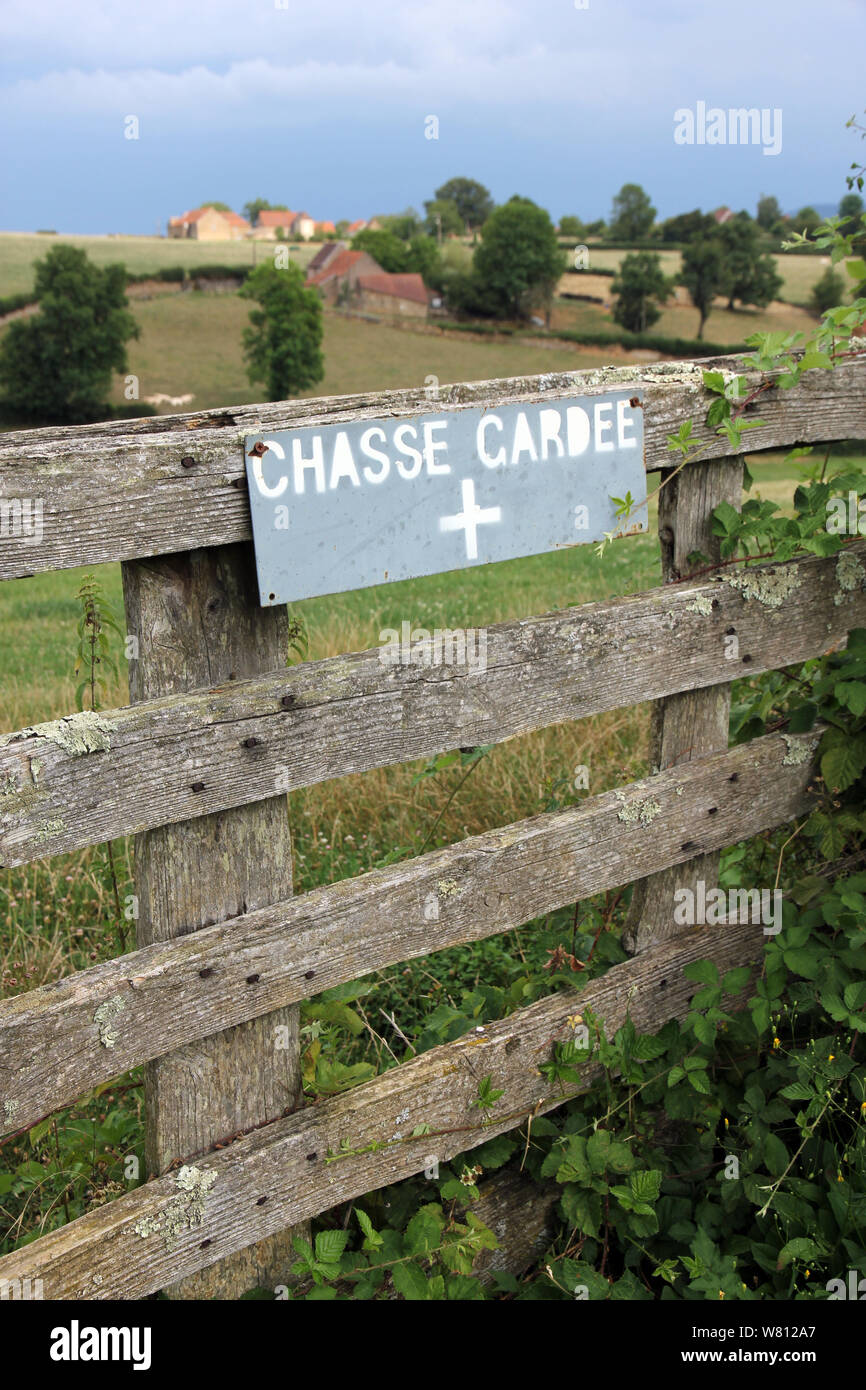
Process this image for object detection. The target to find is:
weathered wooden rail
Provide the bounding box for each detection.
[1,350,864,1299]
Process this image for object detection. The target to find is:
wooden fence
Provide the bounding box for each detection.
[1,350,865,1299]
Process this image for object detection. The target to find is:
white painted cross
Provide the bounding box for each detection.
[439,479,502,560]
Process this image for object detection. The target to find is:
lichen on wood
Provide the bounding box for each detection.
[834,551,865,606]
[724,565,801,610]
[94,996,125,1048]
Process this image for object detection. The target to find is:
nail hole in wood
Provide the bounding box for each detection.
[246,973,260,984]
[191,781,205,793]
[180,456,197,469]
[199,968,214,979]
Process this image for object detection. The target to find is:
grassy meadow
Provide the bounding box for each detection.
[0,231,319,296]
[578,245,845,307]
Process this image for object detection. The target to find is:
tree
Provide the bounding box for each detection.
[610,252,671,333]
[244,198,288,227]
[0,245,139,423]
[679,239,725,339]
[380,209,422,241]
[423,198,465,239]
[406,236,443,288]
[240,262,324,402]
[350,229,410,271]
[793,206,822,237]
[472,197,567,321]
[200,200,232,212]
[713,218,782,310]
[608,183,656,242]
[433,178,494,231]
[660,209,715,244]
[838,192,864,222]
[838,192,865,247]
[756,194,783,232]
[810,265,846,314]
[558,215,585,239]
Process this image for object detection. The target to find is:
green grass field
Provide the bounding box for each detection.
[107,296,627,412]
[0,232,318,296]
[580,246,848,307]
[0,232,845,309]
[551,289,817,345]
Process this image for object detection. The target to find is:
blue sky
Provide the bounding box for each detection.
[0,0,863,234]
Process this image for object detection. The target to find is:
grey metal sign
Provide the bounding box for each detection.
[244,391,647,605]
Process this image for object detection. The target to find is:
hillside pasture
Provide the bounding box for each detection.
[0,232,319,297]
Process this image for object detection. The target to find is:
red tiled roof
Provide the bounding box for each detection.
[172,206,248,227]
[357,272,428,305]
[258,209,296,227]
[307,242,344,273]
[317,220,336,234]
[346,219,367,234]
[306,249,367,286]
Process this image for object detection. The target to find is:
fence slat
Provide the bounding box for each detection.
[0,913,765,1300]
[0,727,817,1136]
[121,543,305,1298]
[625,456,743,953]
[1,544,862,869]
[0,352,864,581]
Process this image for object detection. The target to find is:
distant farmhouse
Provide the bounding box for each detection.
[306,244,431,319]
[167,205,379,242]
[168,207,251,240]
[255,210,336,240]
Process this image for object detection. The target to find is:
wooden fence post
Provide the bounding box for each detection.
[121,542,305,1299]
[624,456,743,955]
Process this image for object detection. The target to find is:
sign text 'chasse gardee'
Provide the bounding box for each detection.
[244,390,647,604]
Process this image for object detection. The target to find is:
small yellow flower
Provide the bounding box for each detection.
[860,1101,866,1113]
[718,1290,725,1300]
[724,1117,729,1127]
[829,1054,835,1062]
[837,1172,844,1182]
[773,1037,781,1049]
[805,1270,810,1279]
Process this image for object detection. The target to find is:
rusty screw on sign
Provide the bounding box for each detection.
[248,441,270,459]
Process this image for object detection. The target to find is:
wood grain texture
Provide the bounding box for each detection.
[0,728,818,1136]
[1,543,862,869]
[121,543,304,1299]
[0,913,767,1300]
[0,350,863,581]
[624,456,743,954]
